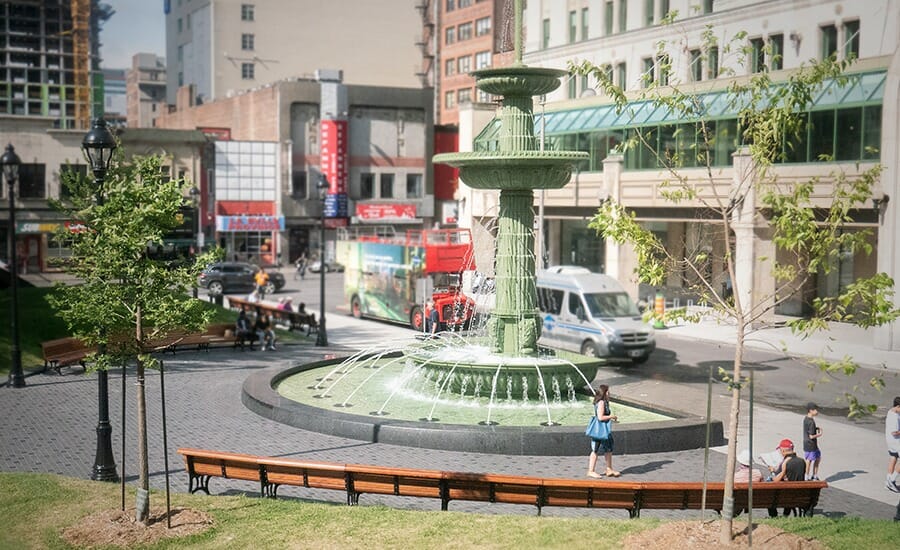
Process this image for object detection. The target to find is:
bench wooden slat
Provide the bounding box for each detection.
[176,448,826,517]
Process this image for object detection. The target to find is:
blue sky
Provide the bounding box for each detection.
[100,0,166,69]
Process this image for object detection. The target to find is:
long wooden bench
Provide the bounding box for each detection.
[227,296,319,336]
[177,448,827,517]
[41,337,96,375]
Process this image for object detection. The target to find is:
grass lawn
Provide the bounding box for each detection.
[1,473,897,550]
[0,287,309,379]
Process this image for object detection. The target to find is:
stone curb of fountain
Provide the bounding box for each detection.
[242,361,725,456]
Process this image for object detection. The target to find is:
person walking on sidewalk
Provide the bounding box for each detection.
[803,402,823,480]
[886,396,900,493]
[586,384,620,478]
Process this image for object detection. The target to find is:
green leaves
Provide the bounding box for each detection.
[47,153,219,365]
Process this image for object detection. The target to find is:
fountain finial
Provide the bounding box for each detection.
[513,0,523,66]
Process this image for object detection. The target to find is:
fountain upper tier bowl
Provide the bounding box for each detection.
[432,150,589,190]
[470,65,570,96]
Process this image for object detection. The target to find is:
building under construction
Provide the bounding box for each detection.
[0,0,110,130]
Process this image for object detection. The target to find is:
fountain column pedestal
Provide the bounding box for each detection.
[490,188,540,355]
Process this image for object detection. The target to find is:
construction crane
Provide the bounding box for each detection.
[71,0,90,130]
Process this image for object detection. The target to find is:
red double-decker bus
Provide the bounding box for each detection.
[336,227,476,331]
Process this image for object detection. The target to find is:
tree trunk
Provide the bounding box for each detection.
[719,322,744,544]
[135,306,150,525]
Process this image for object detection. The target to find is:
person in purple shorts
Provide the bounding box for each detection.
[803,402,823,480]
[886,396,900,494]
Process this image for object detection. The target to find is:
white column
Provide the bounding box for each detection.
[601,152,639,296]
[731,146,775,326]
[875,46,900,350]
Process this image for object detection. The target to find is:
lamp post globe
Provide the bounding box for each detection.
[82,118,117,194]
[81,118,119,482]
[2,143,25,388]
[315,175,329,347]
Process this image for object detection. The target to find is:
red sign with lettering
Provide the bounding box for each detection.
[320,119,348,195]
[355,203,417,221]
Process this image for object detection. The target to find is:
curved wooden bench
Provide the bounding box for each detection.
[41,337,95,375]
[176,448,827,518]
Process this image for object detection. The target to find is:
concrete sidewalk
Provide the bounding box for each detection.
[663,310,900,372]
[656,312,900,507]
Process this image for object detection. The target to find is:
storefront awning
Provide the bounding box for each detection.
[474,70,886,146]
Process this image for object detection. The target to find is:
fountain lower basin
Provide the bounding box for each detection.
[242,354,724,456]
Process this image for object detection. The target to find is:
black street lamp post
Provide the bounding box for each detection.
[2,144,25,388]
[190,186,200,299]
[82,118,119,482]
[315,175,328,347]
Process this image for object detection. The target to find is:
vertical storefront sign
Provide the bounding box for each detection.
[320,119,348,218]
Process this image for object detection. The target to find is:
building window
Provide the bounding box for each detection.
[644,0,654,26]
[657,54,670,86]
[178,71,183,86]
[445,26,456,45]
[241,62,255,80]
[604,1,613,35]
[477,89,492,103]
[445,91,456,109]
[445,58,455,76]
[703,0,713,14]
[360,173,374,199]
[581,74,590,94]
[18,163,46,199]
[475,50,491,70]
[820,24,837,60]
[380,173,394,199]
[569,10,577,43]
[616,62,626,89]
[844,20,860,60]
[581,7,589,40]
[457,55,471,73]
[445,0,455,12]
[475,16,491,36]
[58,163,86,200]
[750,37,765,73]
[661,0,670,19]
[708,46,719,79]
[769,34,783,70]
[542,18,550,49]
[641,57,654,87]
[567,76,577,99]
[458,22,473,41]
[241,4,254,21]
[458,87,472,104]
[689,49,702,81]
[406,174,423,198]
[186,13,191,29]
[177,45,183,62]
[459,0,471,6]
[601,63,613,85]
[241,33,254,50]
[177,18,182,33]
[618,0,627,32]
[291,169,307,198]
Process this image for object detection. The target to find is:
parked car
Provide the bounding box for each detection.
[197,262,286,295]
[308,260,344,273]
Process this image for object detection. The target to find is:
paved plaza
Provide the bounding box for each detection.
[2,313,898,520]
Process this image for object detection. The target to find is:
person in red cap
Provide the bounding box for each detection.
[765,438,808,517]
[770,439,806,482]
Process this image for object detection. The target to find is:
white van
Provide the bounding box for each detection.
[536,266,656,364]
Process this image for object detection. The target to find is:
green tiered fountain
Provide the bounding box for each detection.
[434,0,588,358]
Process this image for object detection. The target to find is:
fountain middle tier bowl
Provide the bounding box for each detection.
[432,151,590,190]
[406,345,601,400]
